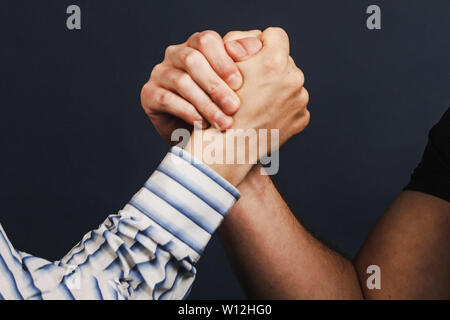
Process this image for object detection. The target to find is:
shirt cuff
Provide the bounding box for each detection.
[126,146,240,263]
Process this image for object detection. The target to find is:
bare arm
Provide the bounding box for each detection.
[141,28,449,299]
[357,109,450,299]
[219,165,364,299]
[355,190,450,299]
[141,28,363,299]
[221,170,449,299]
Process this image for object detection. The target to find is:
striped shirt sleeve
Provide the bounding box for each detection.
[0,146,240,300]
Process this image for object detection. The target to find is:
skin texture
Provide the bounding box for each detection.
[220,165,364,299]
[222,29,309,145]
[355,191,450,299]
[184,28,309,186]
[141,30,263,141]
[221,167,450,299]
[141,28,450,299]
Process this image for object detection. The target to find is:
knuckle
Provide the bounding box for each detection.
[303,109,311,126]
[155,89,170,107]
[140,83,157,110]
[293,110,310,134]
[174,72,191,90]
[182,49,202,68]
[203,100,219,119]
[295,68,305,87]
[263,50,287,73]
[150,63,163,79]
[197,30,221,48]
[141,82,152,98]
[207,80,223,97]
[187,31,200,44]
[221,63,238,79]
[299,87,309,105]
[266,27,288,40]
[140,83,150,104]
[299,110,311,132]
[272,50,288,67]
[164,45,177,58]
[288,68,305,89]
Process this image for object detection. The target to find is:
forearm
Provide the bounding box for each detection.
[0,147,239,300]
[219,165,363,299]
[355,191,450,299]
[184,128,254,187]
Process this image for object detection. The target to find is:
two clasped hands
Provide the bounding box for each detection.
[140,28,362,299]
[141,27,450,300]
[0,27,315,300]
[141,28,310,186]
[141,28,342,299]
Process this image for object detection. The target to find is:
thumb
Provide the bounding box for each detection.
[225,37,263,62]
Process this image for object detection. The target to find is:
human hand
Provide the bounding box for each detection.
[186,27,310,185]
[140,30,263,142]
[225,27,310,146]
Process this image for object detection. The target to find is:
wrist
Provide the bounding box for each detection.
[238,164,272,192]
[184,128,254,186]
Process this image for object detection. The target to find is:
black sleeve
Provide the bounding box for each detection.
[404,108,450,202]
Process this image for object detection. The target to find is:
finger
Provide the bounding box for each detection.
[157,68,234,130]
[187,31,243,90]
[143,84,208,129]
[152,114,194,146]
[260,27,290,55]
[167,46,240,115]
[223,29,262,42]
[225,37,263,62]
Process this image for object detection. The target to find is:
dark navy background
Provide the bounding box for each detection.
[0,1,449,299]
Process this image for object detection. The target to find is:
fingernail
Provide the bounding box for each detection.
[226,72,243,90]
[229,40,247,58]
[221,95,240,114]
[214,111,233,130]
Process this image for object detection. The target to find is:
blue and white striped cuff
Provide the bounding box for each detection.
[127,147,240,263]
